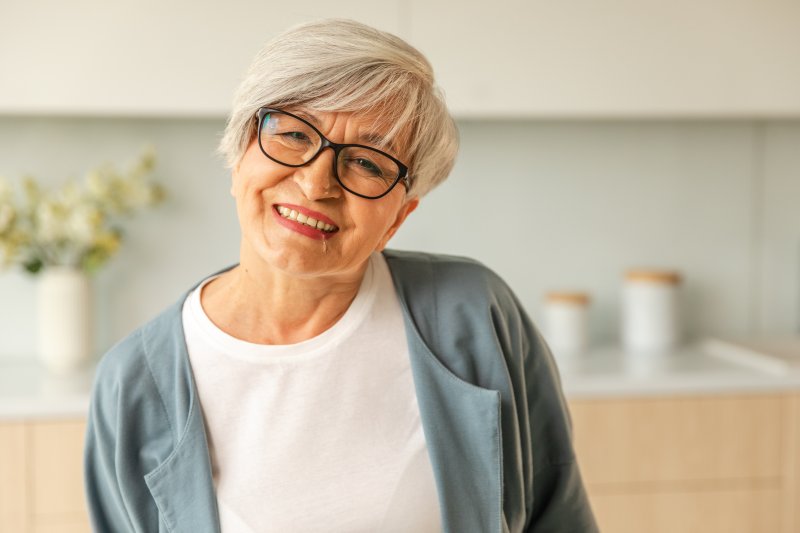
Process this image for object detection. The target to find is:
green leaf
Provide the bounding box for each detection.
[23,257,43,274]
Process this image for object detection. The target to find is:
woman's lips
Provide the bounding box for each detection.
[272,204,339,241]
[276,203,338,227]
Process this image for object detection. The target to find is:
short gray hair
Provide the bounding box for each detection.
[216,18,459,199]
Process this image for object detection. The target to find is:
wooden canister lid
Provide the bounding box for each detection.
[625,269,682,284]
[545,291,590,305]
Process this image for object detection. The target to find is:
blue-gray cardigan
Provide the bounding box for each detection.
[84,250,598,533]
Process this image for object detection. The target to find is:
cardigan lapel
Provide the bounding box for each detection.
[403,316,505,533]
[141,278,227,533]
[386,250,505,533]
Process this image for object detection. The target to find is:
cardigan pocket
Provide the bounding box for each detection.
[143,399,221,533]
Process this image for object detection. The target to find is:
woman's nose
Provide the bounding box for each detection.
[293,148,342,200]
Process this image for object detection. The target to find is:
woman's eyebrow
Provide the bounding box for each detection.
[292,109,319,125]
[293,109,399,156]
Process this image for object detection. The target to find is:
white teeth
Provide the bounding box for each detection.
[276,205,336,233]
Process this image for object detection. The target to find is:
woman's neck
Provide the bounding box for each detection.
[200,253,367,345]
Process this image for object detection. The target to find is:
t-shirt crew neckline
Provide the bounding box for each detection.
[187,252,380,364]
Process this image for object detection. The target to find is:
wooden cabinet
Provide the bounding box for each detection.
[30,421,91,532]
[569,393,799,533]
[0,419,90,533]
[0,422,28,532]
[3,394,799,532]
[586,489,783,533]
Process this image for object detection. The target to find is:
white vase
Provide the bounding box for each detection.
[37,267,93,373]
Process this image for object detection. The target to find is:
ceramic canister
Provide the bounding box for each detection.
[622,269,682,353]
[543,291,590,356]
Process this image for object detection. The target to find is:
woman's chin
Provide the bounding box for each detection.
[251,237,340,275]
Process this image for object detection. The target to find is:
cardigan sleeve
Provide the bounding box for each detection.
[83,357,138,532]
[503,285,599,532]
[525,462,597,532]
[83,330,166,532]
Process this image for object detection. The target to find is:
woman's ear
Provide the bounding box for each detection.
[376,197,420,251]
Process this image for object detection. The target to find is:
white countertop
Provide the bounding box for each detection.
[558,341,800,399]
[2,338,800,419]
[0,357,96,420]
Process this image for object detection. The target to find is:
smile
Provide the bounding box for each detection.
[275,205,338,233]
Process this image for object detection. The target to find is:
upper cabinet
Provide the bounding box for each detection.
[0,1,403,117]
[1,0,799,118]
[408,0,800,118]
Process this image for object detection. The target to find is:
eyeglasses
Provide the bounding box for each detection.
[254,107,411,200]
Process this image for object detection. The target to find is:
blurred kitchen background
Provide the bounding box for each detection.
[1,1,799,532]
[1,1,798,358]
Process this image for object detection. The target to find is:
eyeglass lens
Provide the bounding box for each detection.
[259,111,402,198]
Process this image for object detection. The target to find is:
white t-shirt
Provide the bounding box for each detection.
[182,252,442,533]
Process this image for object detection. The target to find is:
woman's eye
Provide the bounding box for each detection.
[283,131,311,142]
[354,158,382,175]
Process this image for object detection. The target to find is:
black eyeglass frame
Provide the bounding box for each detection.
[254,107,412,200]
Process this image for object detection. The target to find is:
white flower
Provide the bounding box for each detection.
[35,200,65,243]
[0,178,13,234]
[0,203,14,234]
[57,181,82,210]
[86,170,110,201]
[128,177,158,209]
[2,148,165,273]
[65,204,101,246]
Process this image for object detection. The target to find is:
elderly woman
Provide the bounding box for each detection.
[84,18,597,533]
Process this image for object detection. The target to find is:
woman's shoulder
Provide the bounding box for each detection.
[382,248,514,300]
[94,264,237,382]
[87,293,192,455]
[382,248,486,268]
[92,296,186,391]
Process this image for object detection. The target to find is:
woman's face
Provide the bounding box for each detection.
[230,107,419,280]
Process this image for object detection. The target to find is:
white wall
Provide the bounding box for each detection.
[0,117,797,362]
